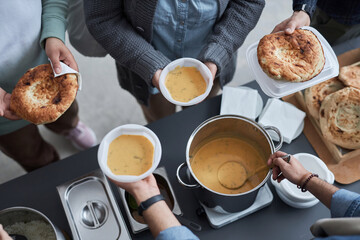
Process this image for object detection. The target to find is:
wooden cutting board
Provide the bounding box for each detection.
[282,48,360,185]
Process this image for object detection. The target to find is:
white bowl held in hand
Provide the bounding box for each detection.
[98,124,162,182]
[159,58,213,106]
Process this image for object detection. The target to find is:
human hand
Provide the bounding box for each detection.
[45,37,78,74]
[0,224,12,240]
[204,62,217,81]
[267,151,310,185]
[272,11,311,34]
[110,174,160,205]
[0,88,20,120]
[152,70,162,90]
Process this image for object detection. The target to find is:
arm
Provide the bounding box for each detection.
[267,151,339,209]
[198,0,265,75]
[41,0,78,72]
[112,175,198,239]
[0,224,12,240]
[272,0,317,34]
[84,0,171,86]
[0,88,20,120]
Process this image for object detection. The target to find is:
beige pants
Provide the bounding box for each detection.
[140,78,221,123]
[311,8,360,45]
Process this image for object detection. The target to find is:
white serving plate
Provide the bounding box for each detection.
[98,124,162,182]
[159,58,213,106]
[246,26,339,98]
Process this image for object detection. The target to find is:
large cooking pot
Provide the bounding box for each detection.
[177,115,283,213]
[0,206,66,240]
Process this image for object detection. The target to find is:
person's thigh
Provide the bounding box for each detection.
[311,8,348,45]
[333,23,360,45]
[45,100,79,135]
[139,93,176,123]
[0,124,59,171]
[207,77,221,98]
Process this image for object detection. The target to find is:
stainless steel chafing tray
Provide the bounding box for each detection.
[57,169,131,240]
[119,167,182,234]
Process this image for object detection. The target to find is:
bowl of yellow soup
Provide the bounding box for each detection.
[98,124,162,182]
[159,58,213,106]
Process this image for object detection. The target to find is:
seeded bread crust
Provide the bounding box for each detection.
[10,64,78,125]
[319,87,360,149]
[304,78,344,120]
[257,29,325,82]
[338,62,360,90]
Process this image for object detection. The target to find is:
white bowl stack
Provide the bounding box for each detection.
[272,153,334,208]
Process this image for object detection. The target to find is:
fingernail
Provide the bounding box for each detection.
[55,67,61,74]
[286,28,291,33]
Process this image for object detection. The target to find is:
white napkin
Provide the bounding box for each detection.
[49,60,82,90]
[258,98,306,144]
[220,86,262,120]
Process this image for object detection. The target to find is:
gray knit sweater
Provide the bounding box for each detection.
[84,0,265,103]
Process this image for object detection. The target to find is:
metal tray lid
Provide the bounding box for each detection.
[57,169,131,240]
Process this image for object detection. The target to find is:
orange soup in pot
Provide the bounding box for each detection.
[190,137,267,194]
[107,135,154,175]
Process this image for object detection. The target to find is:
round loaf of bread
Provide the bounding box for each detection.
[257,29,325,82]
[319,87,360,149]
[304,78,344,120]
[338,62,360,90]
[10,64,78,125]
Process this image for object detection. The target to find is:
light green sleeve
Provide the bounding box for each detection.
[40,0,68,48]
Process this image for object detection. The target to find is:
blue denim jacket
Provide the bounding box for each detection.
[149,0,218,94]
[314,189,360,240]
[152,0,218,61]
[157,226,199,240]
[156,189,360,240]
[294,0,360,25]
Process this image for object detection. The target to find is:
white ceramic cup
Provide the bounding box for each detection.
[98,124,162,182]
[159,58,213,106]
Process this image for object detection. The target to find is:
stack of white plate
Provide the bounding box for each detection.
[272,153,335,208]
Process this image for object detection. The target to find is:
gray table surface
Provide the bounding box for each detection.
[0,80,359,240]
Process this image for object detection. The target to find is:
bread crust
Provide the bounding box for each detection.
[319,87,360,149]
[10,64,78,125]
[257,29,325,82]
[338,62,360,90]
[304,78,344,120]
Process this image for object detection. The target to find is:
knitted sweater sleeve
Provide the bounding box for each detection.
[198,0,265,73]
[84,0,171,85]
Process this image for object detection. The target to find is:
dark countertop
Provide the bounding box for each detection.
[0,80,359,240]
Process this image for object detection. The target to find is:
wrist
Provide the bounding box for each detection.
[293,4,313,22]
[297,172,312,186]
[152,69,162,89]
[138,194,165,216]
[133,187,160,205]
[298,173,318,192]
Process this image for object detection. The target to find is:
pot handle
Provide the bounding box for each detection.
[176,162,200,189]
[264,126,283,152]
